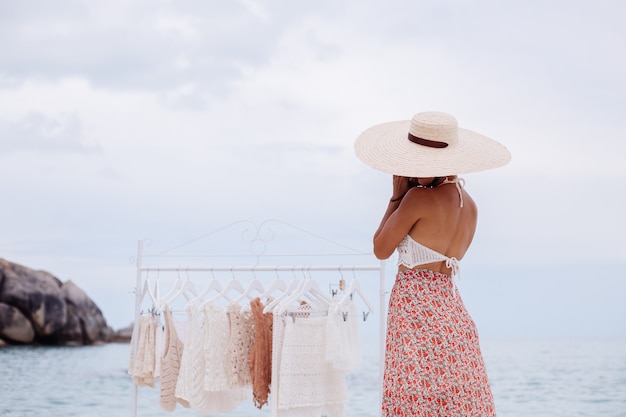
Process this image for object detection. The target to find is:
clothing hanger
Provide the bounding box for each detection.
[160,269,198,308]
[259,272,287,300]
[159,269,183,303]
[203,270,245,307]
[188,269,223,304]
[301,266,331,306]
[240,270,286,312]
[331,266,347,297]
[279,278,331,311]
[140,272,158,310]
[338,266,346,291]
[262,276,303,314]
[154,278,160,303]
[232,275,266,306]
[338,278,374,314]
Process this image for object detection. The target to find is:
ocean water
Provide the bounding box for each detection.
[0,338,624,417]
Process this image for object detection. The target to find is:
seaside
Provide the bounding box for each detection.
[1,337,625,417]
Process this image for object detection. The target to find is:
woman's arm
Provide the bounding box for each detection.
[372,176,419,259]
[374,176,408,236]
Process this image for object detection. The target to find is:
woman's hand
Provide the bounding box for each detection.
[390,175,410,202]
[374,175,415,259]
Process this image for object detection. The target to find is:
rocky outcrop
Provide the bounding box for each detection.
[0,258,114,345]
[111,324,133,343]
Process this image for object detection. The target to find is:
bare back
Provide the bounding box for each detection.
[404,183,477,273]
[373,177,477,275]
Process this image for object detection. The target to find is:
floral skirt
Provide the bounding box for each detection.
[382,269,496,417]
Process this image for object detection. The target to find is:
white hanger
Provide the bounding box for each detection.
[203,275,245,307]
[279,278,331,311]
[232,277,266,306]
[160,269,198,308]
[338,278,374,314]
[140,272,158,308]
[189,269,223,304]
[165,278,197,304]
[262,278,303,313]
[159,270,183,303]
[260,277,286,300]
[238,272,286,312]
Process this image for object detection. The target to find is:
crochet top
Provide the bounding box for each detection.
[275,307,348,417]
[397,235,460,278]
[203,304,249,412]
[248,297,274,409]
[128,314,162,387]
[325,299,361,373]
[175,301,203,409]
[159,307,190,411]
[175,302,249,414]
[226,303,255,389]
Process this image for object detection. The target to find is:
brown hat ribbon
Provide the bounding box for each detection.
[408,133,448,149]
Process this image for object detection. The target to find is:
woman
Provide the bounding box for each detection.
[354,111,511,417]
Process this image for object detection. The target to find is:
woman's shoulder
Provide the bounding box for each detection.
[396,187,432,217]
[402,185,448,208]
[403,185,436,201]
[403,184,477,216]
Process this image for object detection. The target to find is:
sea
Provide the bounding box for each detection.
[1,337,625,417]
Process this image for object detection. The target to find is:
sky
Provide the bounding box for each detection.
[0,0,624,339]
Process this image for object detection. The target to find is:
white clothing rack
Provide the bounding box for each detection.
[130,220,387,417]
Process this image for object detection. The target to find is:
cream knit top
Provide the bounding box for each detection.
[159,307,190,411]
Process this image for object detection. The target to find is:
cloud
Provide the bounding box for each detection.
[0,112,99,154]
[0,0,340,96]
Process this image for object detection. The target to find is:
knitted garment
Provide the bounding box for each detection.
[227,303,255,389]
[159,307,190,412]
[397,235,460,278]
[128,314,159,387]
[203,303,232,391]
[204,305,248,404]
[185,303,214,412]
[248,297,274,409]
[276,310,348,417]
[177,302,226,414]
[163,301,254,415]
[153,317,163,380]
[270,307,286,417]
[174,302,200,407]
[325,300,362,373]
[128,315,151,386]
[170,302,245,414]
[383,269,496,417]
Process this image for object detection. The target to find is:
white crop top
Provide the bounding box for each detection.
[396,235,460,278]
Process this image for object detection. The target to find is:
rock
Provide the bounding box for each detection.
[0,302,35,343]
[0,259,66,336]
[0,258,114,346]
[110,324,133,343]
[54,304,84,346]
[60,280,113,344]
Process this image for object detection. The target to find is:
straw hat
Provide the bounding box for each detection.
[354,111,511,177]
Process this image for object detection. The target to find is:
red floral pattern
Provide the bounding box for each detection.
[383,269,496,417]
